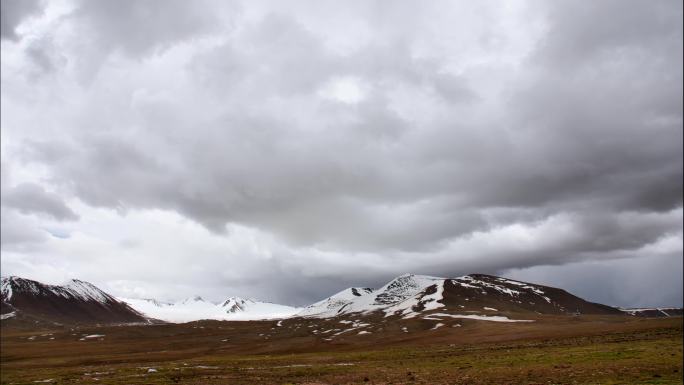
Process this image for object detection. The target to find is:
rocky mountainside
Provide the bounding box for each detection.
[1,276,148,325]
[297,273,624,319]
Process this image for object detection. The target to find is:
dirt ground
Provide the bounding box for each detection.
[1,315,682,384]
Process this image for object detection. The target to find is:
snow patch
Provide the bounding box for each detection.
[1,311,16,320]
[80,334,105,340]
[426,312,534,323]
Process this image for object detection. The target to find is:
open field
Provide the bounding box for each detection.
[1,316,682,384]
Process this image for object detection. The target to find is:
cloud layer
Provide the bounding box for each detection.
[1,0,682,307]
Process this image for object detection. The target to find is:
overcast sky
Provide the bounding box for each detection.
[1,0,682,308]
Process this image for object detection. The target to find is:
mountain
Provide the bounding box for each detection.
[296,273,624,319]
[3,273,677,326]
[298,287,375,317]
[1,276,148,325]
[119,295,301,323]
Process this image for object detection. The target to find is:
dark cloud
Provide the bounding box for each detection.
[0,208,48,247]
[534,0,682,68]
[2,182,79,221]
[0,0,42,40]
[1,0,681,306]
[70,0,228,57]
[504,250,683,308]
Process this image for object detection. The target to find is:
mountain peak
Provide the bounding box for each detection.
[1,275,147,324]
[221,297,254,313]
[2,276,43,301]
[221,296,253,305]
[62,279,113,303]
[181,295,206,304]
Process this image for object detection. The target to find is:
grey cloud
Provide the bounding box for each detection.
[0,208,48,248]
[70,0,228,57]
[2,182,79,221]
[503,250,683,308]
[535,0,682,68]
[1,1,681,306]
[0,0,42,40]
[13,0,233,83]
[16,0,683,252]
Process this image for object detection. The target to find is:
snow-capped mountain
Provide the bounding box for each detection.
[0,276,147,324]
[296,273,624,318]
[298,274,445,317]
[3,273,676,326]
[119,296,300,323]
[297,287,374,317]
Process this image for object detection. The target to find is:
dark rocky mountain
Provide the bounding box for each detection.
[438,274,624,316]
[1,276,148,325]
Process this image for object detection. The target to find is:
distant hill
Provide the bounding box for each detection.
[1,276,148,325]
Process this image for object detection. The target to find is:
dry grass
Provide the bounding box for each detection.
[1,315,682,384]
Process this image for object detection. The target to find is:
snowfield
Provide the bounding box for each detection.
[298,274,446,318]
[120,296,300,323]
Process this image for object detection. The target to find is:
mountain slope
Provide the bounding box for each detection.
[298,287,374,317]
[297,273,624,319]
[120,296,300,323]
[1,276,148,325]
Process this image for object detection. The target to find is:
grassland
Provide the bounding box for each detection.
[1,316,682,384]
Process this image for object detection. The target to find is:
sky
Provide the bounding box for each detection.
[0,0,682,308]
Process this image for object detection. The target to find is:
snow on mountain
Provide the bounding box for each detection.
[61,279,113,303]
[1,276,116,305]
[297,274,445,318]
[181,295,206,304]
[295,273,627,319]
[120,296,300,323]
[1,276,147,324]
[619,307,683,317]
[1,277,14,300]
[3,273,646,325]
[297,287,375,317]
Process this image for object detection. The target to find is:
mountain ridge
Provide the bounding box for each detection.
[2,273,681,325]
[1,276,148,325]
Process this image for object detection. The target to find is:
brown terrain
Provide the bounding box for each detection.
[2,314,682,385]
[1,274,682,384]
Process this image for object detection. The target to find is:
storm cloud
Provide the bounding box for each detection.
[1,0,681,307]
